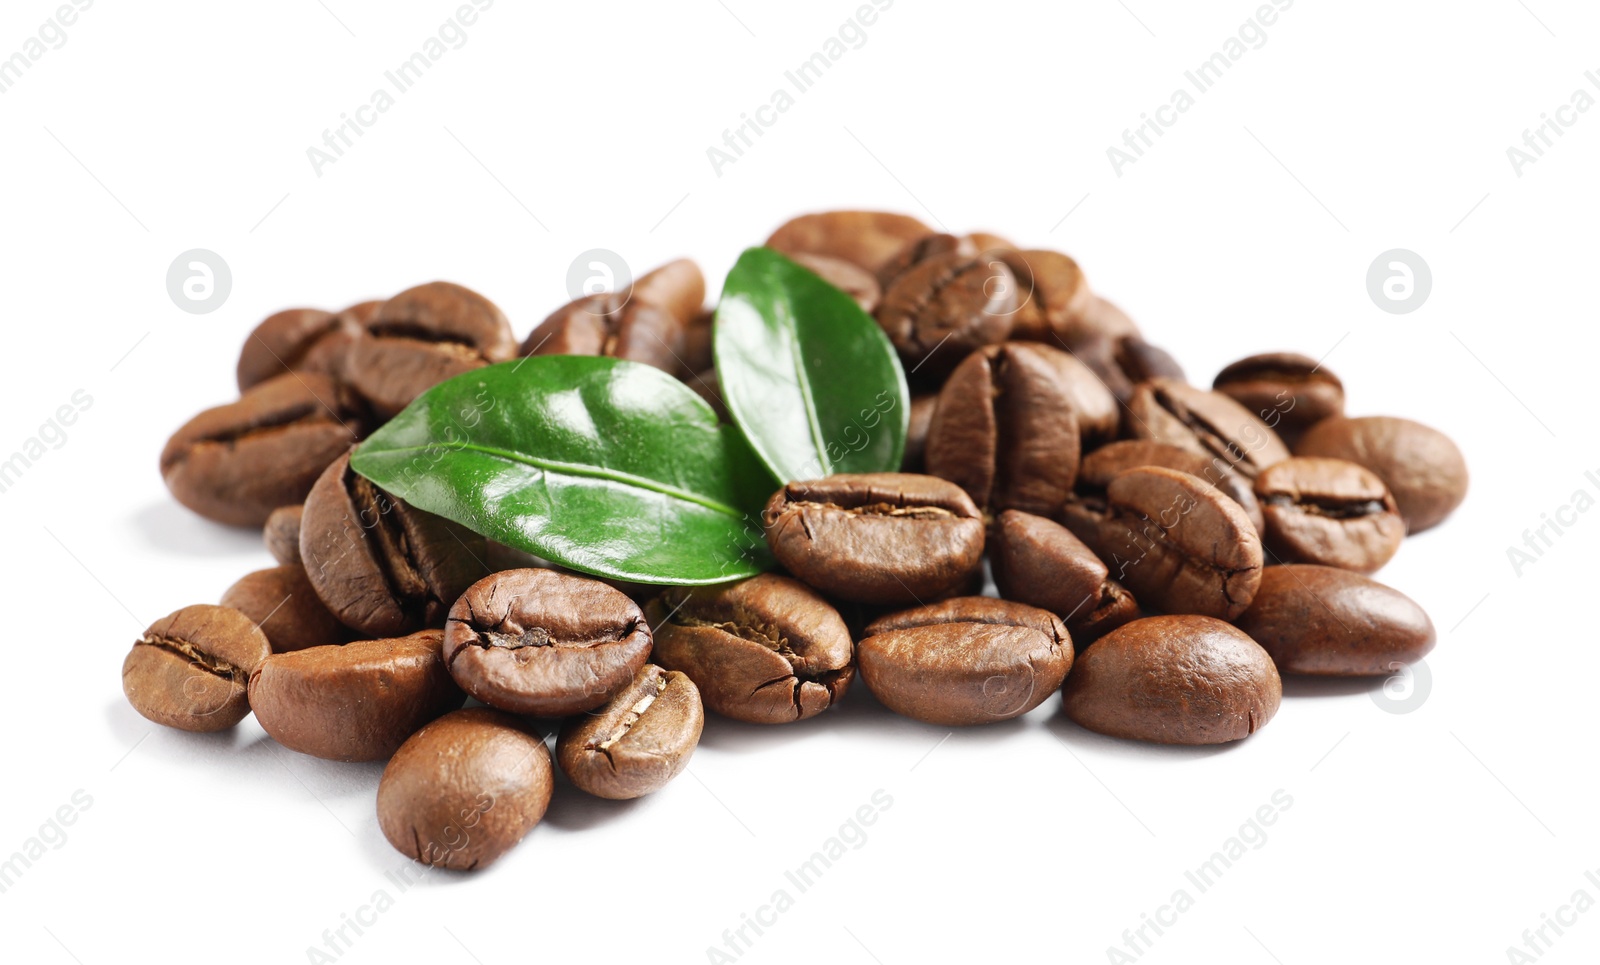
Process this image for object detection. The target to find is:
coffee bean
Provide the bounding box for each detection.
[876,250,1017,377]
[249,630,465,761]
[161,372,365,527]
[762,473,985,605]
[1235,565,1436,675]
[336,299,384,327]
[378,708,552,871]
[1061,615,1281,744]
[1127,378,1288,479]
[263,504,303,566]
[873,232,975,292]
[1067,578,1141,648]
[990,510,1108,622]
[236,308,362,392]
[556,664,703,799]
[966,231,1015,253]
[648,574,854,724]
[1294,416,1468,534]
[857,598,1073,726]
[1213,352,1343,445]
[629,258,706,328]
[442,569,652,717]
[995,249,1093,343]
[1060,466,1263,620]
[766,210,933,274]
[300,452,489,637]
[345,281,516,418]
[924,343,1087,514]
[1079,439,1265,535]
[678,308,714,376]
[220,565,349,652]
[1067,333,1182,405]
[1063,295,1141,343]
[900,393,937,473]
[122,605,270,732]
[522,291,684,374]
[1254,457,1404,573]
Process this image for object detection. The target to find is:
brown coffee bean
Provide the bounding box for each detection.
[990,510,1108,622]
[789,252,882,315]
[345,281,516,418]
[378,708,552,871]
[336,299,384,327]
[263,504,303,566]
[995,249,1093,343]
[762,473,985,605]
[678,308,714,376]
[900,393,937,473]
[122,605,270,732]
[220,565,349,653]
[858,598,1073,726]
[1063,295,1141,342]
[874,232,974,291]
[1060,466,1263,620]
[924,343,1087,515]
[629,258,706,327]
[300,452,489,637]
[1079,440,1265,535]
[876,250,1017,377]
[966,231,1015,253]
[556,664,703,799]
[161,372,365,527]
[1127,378,1288,479]
[1067,333,1182,405]
[1068,578,1141,648]
[648,574,854,724]
[249,630,465,761]
[1213,352,1344,445]
[442,569,652,717]
[1235,565,1436,675]
[236,308,362,392]
[1062,615,1281,744]
[521,291,683,374]
[1254,457,1404,573]
[1294,416,1468,534]
[766,210,933,274]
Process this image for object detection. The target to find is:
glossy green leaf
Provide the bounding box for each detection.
[714,247,909,482]
[350,356,776,585]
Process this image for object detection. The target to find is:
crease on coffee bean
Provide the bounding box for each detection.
[1261,493,1388,519]
[176,402,343,460]
[585,674,666,771]
[347,468,437,625]
[136,634,245,681]
[1102,503,1259,603]
[367,321,480,353]
[1152,386,1250,468]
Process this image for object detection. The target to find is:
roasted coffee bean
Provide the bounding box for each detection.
[966,231,1015,252]
[556,664,703,799]
[1235,565,1436,675]
[857,598,1073,726]
[249,630,464,761]
[1295,416,1468,534]
[1213,352,1343,445]
[788,252,882,315]
[995,249,1093,343]
[629,258,706,328]
[122,605,271,732]
[762,474,985,605]
[378,708,552,871]
[873,232,974,291]
[1079,440,1265,535]
[1067,333,1182,405]
[648,574,854,724]
[990,510,1108,622]
[161,372,364,527]
[263,504,303,566]
[336,299,384,327]
[925,343,1099,514]
[1060,466,1263,620]
[236,308,363,392]
[876,250,1017,377]
[1127,378,1288,479]
[679,308,715,376]
[443,569,652,717]
[1064,295,1141,342]
[1254,457,1404,573]
[1067,578,1141,648]
[220,565,349,652]
[300,452,488,637]
[900,393,937,473]
[1062,615,1280,744]
[345,281,516,418]
[521,291,682,374]
[766,210,933,274]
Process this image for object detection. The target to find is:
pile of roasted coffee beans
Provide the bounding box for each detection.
[125,210,1467,871]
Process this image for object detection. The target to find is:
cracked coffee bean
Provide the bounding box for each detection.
[1060,466,1263,620]
[378,708,553,871]
[300,452,489,638]
[345,281,516,418]
[1127,377,1288,479]
[1066,578,1141,648]
[220,565,349,653]
[249,630,464,761]
[1235,565,1436,675]
[1062,615,1281,744]
[1213,352,1344,446]
[122,605,271,732]
[556,664,703,800]
[442,568,653,717]
[236,307,364,392]
[995,249,1093,343]
[161,372,365,527]
[629,258,706,329]
[1254,457,1404,573]
[647,574,854,724]
[521,291,683,373]
[762,473,985,606]
[766,209,933,274]
[1079,439,1265,536]
[1294,415,1468,534]
[990,510,1108,623]
[263,504,303,566]
[857,598,1073,726]
[876,249,1017,378]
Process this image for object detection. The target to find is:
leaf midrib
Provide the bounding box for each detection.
[779,290,833,476]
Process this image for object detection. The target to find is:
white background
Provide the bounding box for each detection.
[0,1,1593,963]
